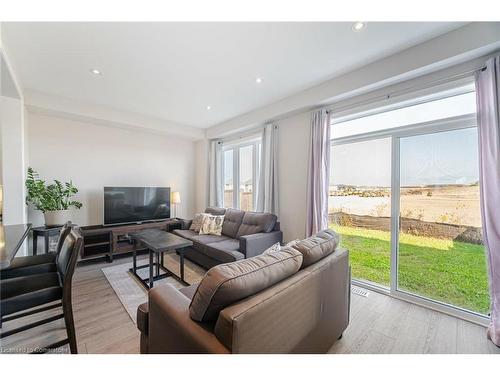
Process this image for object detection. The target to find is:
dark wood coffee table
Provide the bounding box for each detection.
[129,229,193,289]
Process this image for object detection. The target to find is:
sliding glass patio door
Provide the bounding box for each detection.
[329,84,490,320]
[396,127,489,315]
[330,138,392,287]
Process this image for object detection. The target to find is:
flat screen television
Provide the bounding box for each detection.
[103,187,171,226]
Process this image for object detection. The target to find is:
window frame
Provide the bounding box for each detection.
[223,139,261,210]
[329,85,488,327]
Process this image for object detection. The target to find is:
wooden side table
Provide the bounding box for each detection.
[32,225,63,255]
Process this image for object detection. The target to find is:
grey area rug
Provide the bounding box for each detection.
[101,253,206,323]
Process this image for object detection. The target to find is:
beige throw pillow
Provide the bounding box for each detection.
[199,214,225,236]
[190,213,208,233]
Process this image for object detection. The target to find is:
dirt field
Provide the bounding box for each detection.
[329,185,481,227]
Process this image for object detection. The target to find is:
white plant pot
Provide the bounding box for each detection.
[44,210,71,227]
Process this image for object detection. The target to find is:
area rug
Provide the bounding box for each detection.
[101,253,206,323]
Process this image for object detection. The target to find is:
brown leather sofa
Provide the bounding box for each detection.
[137,229,350,354]
[173,207,283,269]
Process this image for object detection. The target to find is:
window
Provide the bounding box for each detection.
[331,86,476,139]
[330,138,392,287]
[223,139,260,210]
[329,83,489,318]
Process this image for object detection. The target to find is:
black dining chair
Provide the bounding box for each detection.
[0,226,83,354]
[1,222,73,280]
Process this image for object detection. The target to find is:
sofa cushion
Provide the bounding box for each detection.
[205,207,226,216]
[221,209,245,238]
[210,238,240,253]
[191,234,230,245]
[236,212,278,238]
[193,240,245,264]
[172,229,199,240]
[189,247,303,322]
[291,229,339,269]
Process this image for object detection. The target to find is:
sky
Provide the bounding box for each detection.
[330,89,479,187]
[330,127,479,187]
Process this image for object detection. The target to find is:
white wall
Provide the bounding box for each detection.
[27,112,196,227]
[207,22,500,139]
[276,111,311,242]
[1,96,27,225]
[194,139,208,213]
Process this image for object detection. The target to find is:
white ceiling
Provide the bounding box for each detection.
[3,22,466,128]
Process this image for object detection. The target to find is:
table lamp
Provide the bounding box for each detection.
[171,191,181,219]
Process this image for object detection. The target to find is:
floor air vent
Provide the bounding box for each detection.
[351,286,369,297]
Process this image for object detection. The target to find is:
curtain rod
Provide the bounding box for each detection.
[326,64,486,115]
[210,60,490,139]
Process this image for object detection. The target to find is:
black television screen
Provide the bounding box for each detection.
[103,187,171,225]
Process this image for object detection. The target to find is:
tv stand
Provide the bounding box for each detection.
[80,219,182,263]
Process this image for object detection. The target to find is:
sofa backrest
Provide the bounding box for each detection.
[189,247,303,322]
[221,209,245,238]
[236,211,278,238]
[290,229,339,269]
[213,247,349,353]
[205,207,226,216]
[204,207,280,239]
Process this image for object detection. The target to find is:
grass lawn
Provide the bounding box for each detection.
[330,224,490,314]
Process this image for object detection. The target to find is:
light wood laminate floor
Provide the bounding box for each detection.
[1,255,499,354]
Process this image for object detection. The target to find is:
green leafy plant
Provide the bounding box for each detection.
[25,167,83,212]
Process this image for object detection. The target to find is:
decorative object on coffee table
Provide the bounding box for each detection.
[130,229,193,289]
[25,167,83,226]
[171,191,181,218]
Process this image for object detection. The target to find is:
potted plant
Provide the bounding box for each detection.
[25,167,83,226]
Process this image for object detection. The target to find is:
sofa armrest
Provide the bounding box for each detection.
[180,219,192,230]
[239,231,283,258]
[147,284,230,354]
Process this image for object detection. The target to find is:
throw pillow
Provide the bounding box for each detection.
[199,214,225,235]
[263,242,281,254]
[190,213,208,233]
[263,239,300,255]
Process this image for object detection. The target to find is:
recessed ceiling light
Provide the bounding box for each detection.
[352,22,366,32]
[256,77,262,84]
[206,105,212,110]
[90,68,101,75]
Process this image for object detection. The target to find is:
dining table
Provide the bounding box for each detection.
[0,223,32,270]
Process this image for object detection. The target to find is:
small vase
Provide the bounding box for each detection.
[44,210,71,227]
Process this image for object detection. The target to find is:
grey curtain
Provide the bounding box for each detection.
[256,123,279,214]
[475,55,500,347]
[306,109,331,237]
[207,139,223,207]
